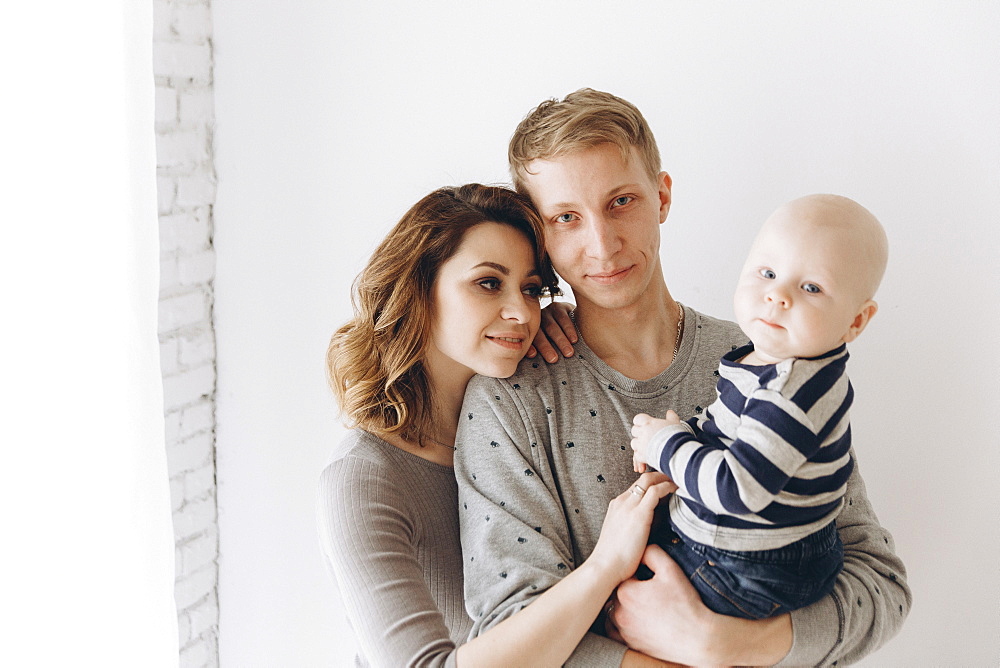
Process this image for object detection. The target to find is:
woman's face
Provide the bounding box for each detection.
[426,222,544,382]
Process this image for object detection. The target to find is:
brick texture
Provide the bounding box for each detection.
[153,1,219,666]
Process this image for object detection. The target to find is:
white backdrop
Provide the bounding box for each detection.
[213,2,999,665]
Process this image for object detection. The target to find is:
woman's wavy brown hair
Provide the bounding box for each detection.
[327,184,559,444]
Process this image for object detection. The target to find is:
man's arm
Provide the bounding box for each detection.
[455,374,630,666]
[779,452,910,666]
[611,451,910,666]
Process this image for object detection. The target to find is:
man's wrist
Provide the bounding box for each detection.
[713,612,793,666]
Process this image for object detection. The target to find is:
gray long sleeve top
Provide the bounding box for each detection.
[318,430,472,667]
[454,307,910,667]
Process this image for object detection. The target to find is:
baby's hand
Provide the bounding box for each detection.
[630,411,682,473]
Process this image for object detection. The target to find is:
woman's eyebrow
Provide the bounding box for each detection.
[471,261,510,274]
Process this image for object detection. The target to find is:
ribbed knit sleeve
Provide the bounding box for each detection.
[778,456,911,667]
[317,432,471,668]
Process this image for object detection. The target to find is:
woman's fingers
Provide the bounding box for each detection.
[635,471,674,493]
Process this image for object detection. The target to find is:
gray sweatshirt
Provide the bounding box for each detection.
[455,307,910,666]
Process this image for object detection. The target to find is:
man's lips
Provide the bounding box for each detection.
[586,266,633,284]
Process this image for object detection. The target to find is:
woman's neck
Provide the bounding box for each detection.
[384,350,473,467]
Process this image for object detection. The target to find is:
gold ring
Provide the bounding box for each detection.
[631,484,646,496]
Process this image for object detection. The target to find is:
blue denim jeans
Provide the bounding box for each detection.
[649,521,843,619]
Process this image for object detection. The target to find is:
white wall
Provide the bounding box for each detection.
[153,0,221,663]
[212,2,1000,665]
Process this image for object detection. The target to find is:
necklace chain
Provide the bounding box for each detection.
[564,301,685,363]
[424,435,457,451]
[671,301,684,364]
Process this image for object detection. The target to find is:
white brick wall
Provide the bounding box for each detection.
[153,0,219,666]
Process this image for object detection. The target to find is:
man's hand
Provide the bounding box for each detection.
[607,544,721,666]
[608,545,792,667]
[527,301,577,363]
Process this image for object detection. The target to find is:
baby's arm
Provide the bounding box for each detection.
[630,411,686,473]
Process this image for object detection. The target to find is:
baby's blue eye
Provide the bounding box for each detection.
[802,283,822,294]
[760,269,776,279]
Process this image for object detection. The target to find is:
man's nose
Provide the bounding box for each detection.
[584,215,622,260]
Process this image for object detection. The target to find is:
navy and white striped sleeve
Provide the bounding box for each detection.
[657,361,850,516]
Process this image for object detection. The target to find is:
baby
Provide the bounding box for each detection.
[631,194,888,619]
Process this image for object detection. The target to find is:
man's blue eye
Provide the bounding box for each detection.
[612,196,632,207]
[760,269,776,279]
[803,283,821,294]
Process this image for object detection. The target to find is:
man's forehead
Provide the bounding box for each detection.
[523,145,649,209]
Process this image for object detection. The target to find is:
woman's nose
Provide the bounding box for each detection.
[501,294,532,323]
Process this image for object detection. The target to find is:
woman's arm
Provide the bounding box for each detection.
[456,472,676,668]
[318,454,460,667]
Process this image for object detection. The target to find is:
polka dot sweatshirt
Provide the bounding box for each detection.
[454,307,910,667]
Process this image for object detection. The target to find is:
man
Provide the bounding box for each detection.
[454,89,909,666]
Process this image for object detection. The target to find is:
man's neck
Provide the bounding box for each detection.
[574,285,684,381]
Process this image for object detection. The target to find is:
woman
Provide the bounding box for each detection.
[318,184,674,667]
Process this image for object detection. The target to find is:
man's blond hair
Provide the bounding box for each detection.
[508,88,661,193]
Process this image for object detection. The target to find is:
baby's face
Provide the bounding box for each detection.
[733,200,879,364]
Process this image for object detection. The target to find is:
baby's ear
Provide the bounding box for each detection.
[843,300,878,343]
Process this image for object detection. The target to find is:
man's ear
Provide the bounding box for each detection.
[843,300,878,343]
[658,171,673,224]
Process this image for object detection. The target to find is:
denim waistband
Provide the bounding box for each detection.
[675,521,841,564]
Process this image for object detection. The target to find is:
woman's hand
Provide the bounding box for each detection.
[526,301,577,363]
[587,472,676,585]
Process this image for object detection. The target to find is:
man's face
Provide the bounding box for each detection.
[522,144,671,313]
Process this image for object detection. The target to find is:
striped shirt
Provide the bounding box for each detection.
[650,343,855,551]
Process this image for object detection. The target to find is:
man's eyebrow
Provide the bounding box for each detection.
[605,183,643,198]
[542,185,643,212]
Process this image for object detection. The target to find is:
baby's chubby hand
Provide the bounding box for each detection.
[630,411,682,473]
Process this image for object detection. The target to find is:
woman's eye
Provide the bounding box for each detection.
[759,268,776,279]
[522,284,543,299]
[612,195,633,207]
[478,278,501,291]
[802,283,822,294]
[555,213,576,224]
